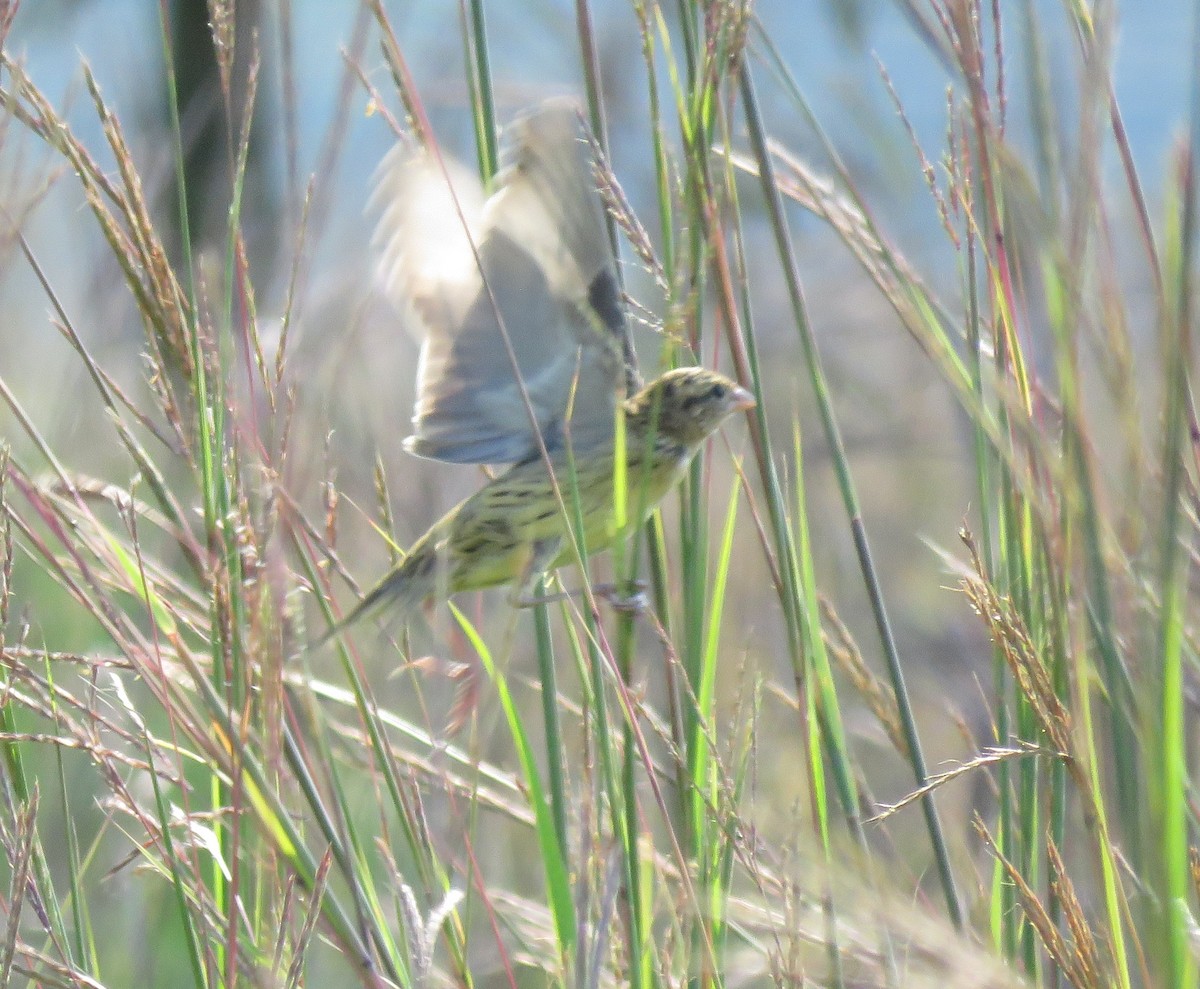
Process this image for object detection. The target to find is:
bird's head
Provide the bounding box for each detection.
[625,367,756,447]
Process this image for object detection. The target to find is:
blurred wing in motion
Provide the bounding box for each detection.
[372,101,627,464]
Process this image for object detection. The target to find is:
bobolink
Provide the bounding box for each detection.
[321,103,754,638]
[326,367,753,634]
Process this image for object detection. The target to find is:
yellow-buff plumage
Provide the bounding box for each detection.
[325,367,753,637]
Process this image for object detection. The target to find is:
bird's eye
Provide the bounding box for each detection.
[708,383,726,400]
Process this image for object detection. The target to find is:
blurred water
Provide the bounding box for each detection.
[12,0,1194,190]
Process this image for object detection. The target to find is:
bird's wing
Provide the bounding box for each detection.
[372,100,627,464]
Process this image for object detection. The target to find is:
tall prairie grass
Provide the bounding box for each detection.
[0,1,1196,987]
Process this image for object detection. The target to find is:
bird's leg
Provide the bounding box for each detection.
[588,580,650,614]
[513,587,575,607]
[508,538,566,608]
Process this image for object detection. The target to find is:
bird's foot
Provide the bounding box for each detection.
[512,580,650,614]
[591,581,650,614]
[511,587,574,608]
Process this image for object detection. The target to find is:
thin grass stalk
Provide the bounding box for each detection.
[616,509,655,987]
[1151,143,1196,987]
[673,0,699,98]
[714,693,753,977]
[154,6,240,964]
[1005,489,1041,980]
[0,793,39,988]
[1073,669,1135,989]
[464,0,497,184]
[1048,7,1144,865]
[574,20,651,844]
[737,58,964,930]
[572,26,663,974]
[690,471,740,984]
[1043,541,1073,989]
[641,6,676,302]
[575,0,640,394]
[44,656,91,975]
[962,13,1047,951]
[547,420,637,981]
[1016,626,1041,981]
[635,11,686,838]
[668,72,722,976]
[791,433,896,988]
[613,514,652,989]
[139,713,211,988]
[275,0,300,224]
[717,110,804,691]
[220,49,267,984]
[453,609,578,960]
[677,85,713,858]
[1,687,87,979]
[677,78,721,882]
[1036,121,1097,985]
[1019,1,1061,214]
[624,728,652,989]
[956,146,1021,960]
[0,467,88,977]
[533,588,569,864]
[672,71,715,902]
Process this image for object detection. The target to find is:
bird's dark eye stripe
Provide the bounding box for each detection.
[676,382,726,409]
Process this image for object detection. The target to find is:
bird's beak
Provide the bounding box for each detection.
[730,386,757,411]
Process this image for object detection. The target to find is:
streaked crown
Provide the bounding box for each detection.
[625,367,755,447]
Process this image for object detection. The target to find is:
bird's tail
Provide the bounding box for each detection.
[310,543,439,650]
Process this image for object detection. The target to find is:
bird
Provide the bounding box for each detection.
[322,366,755,638]
[319,103,756,640]
[371,98,628,465]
